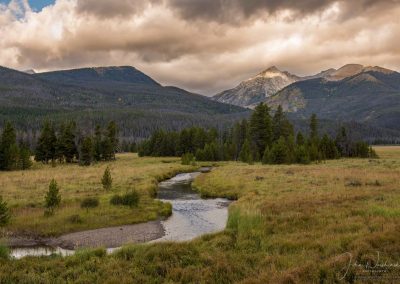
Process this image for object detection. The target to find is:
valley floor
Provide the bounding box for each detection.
[0,147,399,283]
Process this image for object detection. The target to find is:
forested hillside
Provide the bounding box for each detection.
[0,66,250,144]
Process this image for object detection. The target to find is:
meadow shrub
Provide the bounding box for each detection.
[44,179,61,215]
[80,197,99,210]
[110,194,124,205]
[110,191,139,208]
[101,166,112,191]
[181,153,195,165]
[345,179,362,187]
[0,244,10,260]
[122,191,140,208]
[0,196,10,226]
[68,214,83,224]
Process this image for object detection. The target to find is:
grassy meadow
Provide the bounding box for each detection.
[0,154,196,236]
[0,146,399,283]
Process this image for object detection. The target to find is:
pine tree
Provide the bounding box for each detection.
[19,145,32,170]
[310,114,319,143]
[269,137,290,164]
[0,122,19,171]
[94,125,103,161]
[55,123,65,163]
[272,105,294,142]
[335,126,348,157]
[101,138,113,161]
[102,166,113,191]
[262,146,271,164]
[79,136,94,166]
[296,132,305,146]
[106,121,118,160]
[295,145,310,164]
[0,196,10,226]
[61,122,77,163]
[250,103,272,159]
[45,179,61,214]
[35,121,57,163]
[239,139,252,163]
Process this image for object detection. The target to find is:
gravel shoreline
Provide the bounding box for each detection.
[6,220,165,250]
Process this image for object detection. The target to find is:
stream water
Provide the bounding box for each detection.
[10,169,230,259]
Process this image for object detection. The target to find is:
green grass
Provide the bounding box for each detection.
[0,154,196,236]
[0,147,399,283]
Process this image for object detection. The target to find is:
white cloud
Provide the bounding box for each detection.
[0,0,399,95]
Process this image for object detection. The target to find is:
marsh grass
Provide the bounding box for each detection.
[0,154,196,236]
[0,147,399,283]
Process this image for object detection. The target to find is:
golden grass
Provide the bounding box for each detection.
[0,154,196,236]
[0,147,399,283]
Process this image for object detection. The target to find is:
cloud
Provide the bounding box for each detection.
[75,0,160,19]
[0,0,399,95]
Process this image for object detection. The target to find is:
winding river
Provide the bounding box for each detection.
[10,169,230,259]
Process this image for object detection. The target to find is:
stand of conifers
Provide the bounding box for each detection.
[139,103,377,164]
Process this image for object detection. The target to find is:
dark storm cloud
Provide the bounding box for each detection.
[1,0,400,95]
[166,0,399,23]
[75,0,161,19]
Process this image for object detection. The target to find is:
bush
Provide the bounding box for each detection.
[44,179,61,215]
[122,191,140,208]
[101,166,113,191]
[80,197,99,210]
[110,191,140,208]
[68,214,83,224]
[0,196,10,226]
[0,244,10,260]
[181,153,195,165]
[345,179,362,187]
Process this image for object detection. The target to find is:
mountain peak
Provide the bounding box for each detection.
[36,66,160,86]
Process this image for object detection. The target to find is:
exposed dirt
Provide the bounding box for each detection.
[5,221,165,250]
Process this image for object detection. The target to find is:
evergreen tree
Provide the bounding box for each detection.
[35,121,57,163]
[319,134,339,160]
[310,114,319,143]
[295,145,310,164]
[296,132,305,146]
[269,137,290,164]
[0,122,19,170]
[106,121,118,160]
[335,126,349,157]
[94,125,103,161]
[0,196,10,226]
[308,143,321,162]
[102,138,113,161]
[61,122,77,163]
[232,119,249,160]
[250,103,272,159]
[272,105,294,142]
[45,179,61,214]
[19,145,32,170]
[55,123,65,163]
[262,146,271,164]
[239,139,252,164]
[80,136,94,166]
[102,166,113,191]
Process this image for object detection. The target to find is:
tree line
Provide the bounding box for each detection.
[35,121,119,166]
[0,122,32,171]
[139,103,377,164]
[0,120,120,171]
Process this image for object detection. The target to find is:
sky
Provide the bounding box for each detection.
[0,0,399,95]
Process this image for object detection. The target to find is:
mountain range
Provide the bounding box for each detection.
[213,64,400,140]
[0,66,249,141]
[1,63,399,143]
